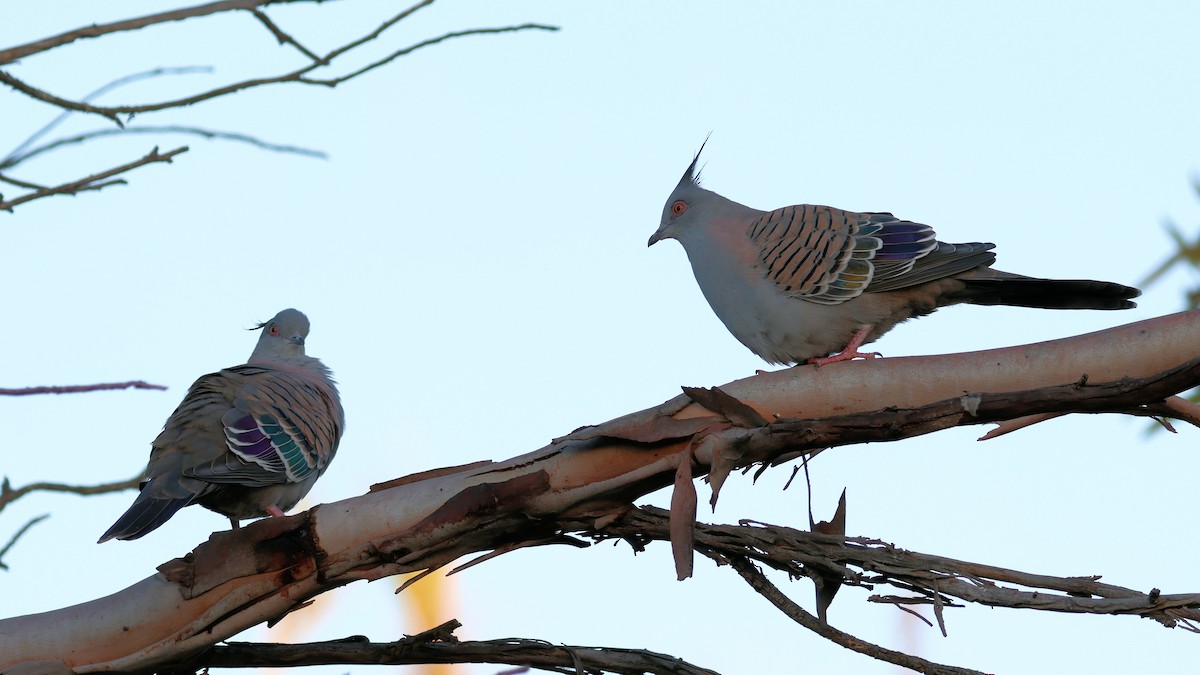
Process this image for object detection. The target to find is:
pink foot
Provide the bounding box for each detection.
[266,505,286,517]
[806,326,882,367]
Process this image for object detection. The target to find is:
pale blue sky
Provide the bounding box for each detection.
[3,2,1199,673]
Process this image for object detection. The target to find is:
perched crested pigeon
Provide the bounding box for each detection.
[99,309,344,542]
[648,144,1140,366]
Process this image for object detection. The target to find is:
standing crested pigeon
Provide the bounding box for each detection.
[648,145,1140,366]
[98,309,344,542]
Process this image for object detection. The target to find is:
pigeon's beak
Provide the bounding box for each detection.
[289,335,305,347]
[647,229,666,247]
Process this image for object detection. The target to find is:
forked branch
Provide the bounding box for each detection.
[1,1,557,211]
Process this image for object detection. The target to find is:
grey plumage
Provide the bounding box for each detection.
[98,309,344,542]
[648,145,1140,365]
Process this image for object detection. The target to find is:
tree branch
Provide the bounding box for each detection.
[2,67,212,166]
[247,8,323,63]
[1,311,1197,672]
[0,476,141,514]
[594,506,1200,630]
[0,146,187,212]
[3,126,325,168]
[175,618,718,674]
[0,380,167,396]
[723,555,983,675]
[300,24,562,87]
[0,3,558,123]
[0,515,50,571]
[0,0,322,65]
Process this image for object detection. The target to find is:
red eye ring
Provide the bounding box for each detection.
[671,200,687,216]
[269,324,280,336]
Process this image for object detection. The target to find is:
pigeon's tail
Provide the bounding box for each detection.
[953,278,1141,310]
[97,493,192,543]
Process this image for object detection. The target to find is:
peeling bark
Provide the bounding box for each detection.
[2,310,1198,673]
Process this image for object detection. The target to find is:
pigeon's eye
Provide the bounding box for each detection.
[269,324,280,336]
[671,200,687,216]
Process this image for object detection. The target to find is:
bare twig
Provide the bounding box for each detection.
[588,506,1200,631]
[248,8,322,62]
[0,146,187,211]
[0,0,322,65]
[0,381,167,396]
[3,126,325,168]
[300,24,562,87]
[175,618,719,674]
[0,514,50,571]
[0,6,558,123]
[0,476,140,514]
[0,173,45,190]
[3,66,212,165]
[723,556,983,675]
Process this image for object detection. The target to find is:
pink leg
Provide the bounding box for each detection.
[806,326,882,367]
[229,518,241,530]
[266,505,286,517]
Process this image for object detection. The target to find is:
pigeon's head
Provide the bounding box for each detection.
[648,141,711,247]
[250,308,311,361]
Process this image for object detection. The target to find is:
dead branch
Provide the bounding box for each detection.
[1,1,557,211]
[723,556,982,675]
[0,380,167,396]
[3,126,326,168]
[0,515,50,571]
[0,1,321,66]
[1,311,1197,673]
[173,618,718,674]
[593,506,1200,630]
[0,476,141,514]
[0,474,141,571]
[1,2,558,123]
[3,67,212,167]
[0,146,187,211]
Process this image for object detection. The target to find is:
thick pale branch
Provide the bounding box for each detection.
[1,312,1197,672]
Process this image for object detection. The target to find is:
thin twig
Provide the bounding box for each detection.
[4,126,325,168]
[0,0,323,65]
[248,8,322,62]
[3,67,212,165]
[0,514,50,571]
[175,617,719,674]
[0,10,558,123]
[0,380,167,396]
[300,24,561,87]
[0,476,140,514]
[0,146,187,212]
[0,173,45,189]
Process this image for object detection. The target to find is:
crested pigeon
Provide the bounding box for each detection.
[98,309,344,542]
[648,145,1140,366]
